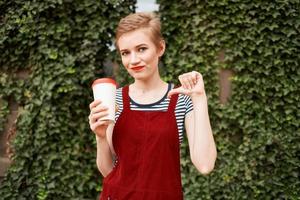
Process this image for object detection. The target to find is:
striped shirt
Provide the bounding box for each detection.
[115,83,193,144]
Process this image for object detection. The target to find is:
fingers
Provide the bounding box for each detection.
[89,105,108,122]
[90,119,109,133]
[169,71,205,98]
[91,104,108,115]
[89,111,109,124]
[89,99,101,110]
[168,87,184,98]
[179,74,193,90]
[89,99,110,133]
[168,87,193,98]
[178,71,201,90]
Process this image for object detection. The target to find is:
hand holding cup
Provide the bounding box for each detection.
[89,100,110,137]
[89,78,117,137]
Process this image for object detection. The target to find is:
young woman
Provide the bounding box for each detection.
[89,12,217,200]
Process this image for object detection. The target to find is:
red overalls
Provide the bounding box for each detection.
[100,86,183,200]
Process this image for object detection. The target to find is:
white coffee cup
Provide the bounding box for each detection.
[92,78,117,123]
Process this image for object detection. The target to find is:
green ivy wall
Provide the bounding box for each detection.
[158,0,300,199]
[0,0,135,199]
[1,0,299,200]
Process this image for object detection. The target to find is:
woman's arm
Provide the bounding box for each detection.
[95,124,114,177]
[185,95,217,175]
[89,100,114,177]
[95,138,114,176]
[168,71,217,175]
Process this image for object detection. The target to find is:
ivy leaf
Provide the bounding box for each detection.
[48,50,58,60]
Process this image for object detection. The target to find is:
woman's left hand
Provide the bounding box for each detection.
[167,71,206,98]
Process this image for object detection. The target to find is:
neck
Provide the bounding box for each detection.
[132,73,166,93]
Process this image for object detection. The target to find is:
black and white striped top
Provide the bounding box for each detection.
[115,83,193,144]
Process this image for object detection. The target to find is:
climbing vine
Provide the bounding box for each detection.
[0,0,135,199]
[158,0,300,199]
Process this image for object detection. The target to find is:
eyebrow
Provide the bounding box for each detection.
[119,44,148,52]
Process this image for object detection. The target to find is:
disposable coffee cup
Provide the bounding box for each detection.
[92,78,117,123]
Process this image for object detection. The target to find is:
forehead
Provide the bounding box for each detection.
[118,28,155,50]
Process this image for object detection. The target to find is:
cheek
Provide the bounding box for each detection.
[148,54,159,65]
[121,57,129,68]
[144,52,157,63]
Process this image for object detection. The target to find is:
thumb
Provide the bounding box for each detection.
[167,87,187,98]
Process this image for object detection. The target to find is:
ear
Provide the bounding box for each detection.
[157,40,166,57]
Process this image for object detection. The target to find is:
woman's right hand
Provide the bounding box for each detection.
[89,99,110,138]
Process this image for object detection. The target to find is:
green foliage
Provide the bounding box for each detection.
[158,0,300,199]
[1,0,299,199]
[0,73,26,133]
[0,98,9,133]
[0,0,136,199]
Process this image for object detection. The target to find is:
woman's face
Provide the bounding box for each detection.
[118,28,165,81]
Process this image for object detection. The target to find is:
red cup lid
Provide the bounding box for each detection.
[92,78,117,87]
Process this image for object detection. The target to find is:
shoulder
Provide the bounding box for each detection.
[176,94,193,114]
[116,85,129,95]
[116,87,123,104]
[116,87,122,94]
[177,93,192,105]
[116,87,123,97]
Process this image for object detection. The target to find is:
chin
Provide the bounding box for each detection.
[132,73,150,81]
[133,75,146,81]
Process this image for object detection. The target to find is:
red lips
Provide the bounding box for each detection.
[131,66,145,71]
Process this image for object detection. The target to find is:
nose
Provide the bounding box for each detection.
[130,52,140,65]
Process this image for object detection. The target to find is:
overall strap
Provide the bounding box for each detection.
[168,93,179,112]
[122,85,130,111]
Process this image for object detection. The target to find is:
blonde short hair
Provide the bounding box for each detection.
[115,12,164,50]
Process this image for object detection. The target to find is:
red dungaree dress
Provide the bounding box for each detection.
[100,86,183,200]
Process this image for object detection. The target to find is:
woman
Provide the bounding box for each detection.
[89,12,217,200]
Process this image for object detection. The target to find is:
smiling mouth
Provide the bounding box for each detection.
[131,66,145,71]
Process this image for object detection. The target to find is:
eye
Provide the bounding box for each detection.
[121,51,129,56]
[138,47,147,52]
